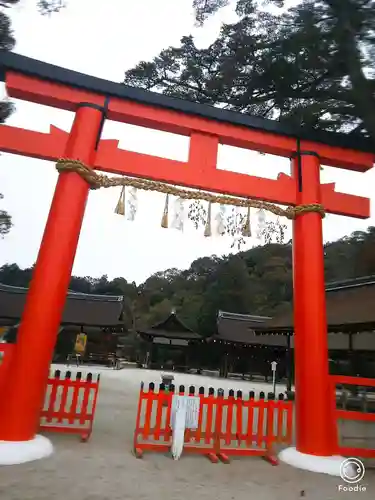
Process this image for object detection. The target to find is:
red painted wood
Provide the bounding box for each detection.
[266,399,275,449]
[236,394,243,441]
[69,373,81,425]
[256,399,266,448]
[331,375,375,387]
[225,394,234,445]
[108,98,374,170]
[46,371,60,423]
[0,122,369,218]
[330,375,375,458]
[133,385,293,463]
[6,71,105,110]
[57,374,71,424]
[0,125,67,160]
[292,154,333,457]
[0,103,105,441]
[0,66,373,455]
[40,371,100,441]
[338,447,375,459]
[4,72,374,170]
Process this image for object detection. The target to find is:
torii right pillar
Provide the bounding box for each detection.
[279,150,343,475]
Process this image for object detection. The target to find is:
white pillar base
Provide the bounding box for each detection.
[0,435,53,465]
[279,447,344,476]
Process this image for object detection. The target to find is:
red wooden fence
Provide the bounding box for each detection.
[40,369,101,441]
[0,349,100,441]
[133,382,293,464]
[331,375,375,459]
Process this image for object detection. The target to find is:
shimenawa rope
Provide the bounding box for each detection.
[55,159,325,220]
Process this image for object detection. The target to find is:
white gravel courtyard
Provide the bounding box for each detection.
[0,365,374,500]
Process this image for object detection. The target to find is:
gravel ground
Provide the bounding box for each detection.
[0,366,374,500]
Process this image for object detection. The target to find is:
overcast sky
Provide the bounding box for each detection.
[0,0,374,284]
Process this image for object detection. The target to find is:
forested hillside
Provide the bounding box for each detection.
[1,226,375,335]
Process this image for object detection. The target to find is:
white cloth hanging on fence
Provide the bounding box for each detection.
[170,395,200,460]
[171,396,187,460]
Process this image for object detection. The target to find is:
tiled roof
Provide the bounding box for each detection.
[0,283,124,327]
[264,277,375,332]
[138,311,202,340]
[215,277,375,348]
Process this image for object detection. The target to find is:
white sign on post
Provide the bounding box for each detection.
[270,361,278,395]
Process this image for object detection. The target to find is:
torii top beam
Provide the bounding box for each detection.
[0,51,374,157]
[0,51,373,219]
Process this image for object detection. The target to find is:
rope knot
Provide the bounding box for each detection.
[292,203,325,218]
[56,159,101,190]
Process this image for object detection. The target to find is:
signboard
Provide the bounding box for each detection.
[153,337,170,345]
[171,339,189,347]
[270,360,277,394]
[74,333,87,355]
[171,395,200,429]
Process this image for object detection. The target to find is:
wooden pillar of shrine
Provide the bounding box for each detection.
[291,152,334,457]
[0,104,105,442]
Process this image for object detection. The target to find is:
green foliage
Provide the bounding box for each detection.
[2,226,375,335]
[0,193,12,237]
[197,254,253,335]
[193,0,230,25]
[125,0,375,141]
[0,3,15,237]
[37,0,66,15]
[0,1,16,124]
[0,0,60,237]
[0,1,20,9]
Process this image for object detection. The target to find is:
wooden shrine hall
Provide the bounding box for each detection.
[137,310,203,372]
[214,276,375,386]
[0,283,125,363]
[212,310,284,381]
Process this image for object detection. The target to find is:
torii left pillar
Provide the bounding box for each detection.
[0,101,106,465]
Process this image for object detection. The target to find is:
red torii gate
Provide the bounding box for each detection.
[0,52,373,470]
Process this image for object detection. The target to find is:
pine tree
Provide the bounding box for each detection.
[0,1,17,123]
[0,1,65,236]
[125,0,375,142]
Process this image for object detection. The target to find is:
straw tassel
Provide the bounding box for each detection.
[204,202,212,237]
[114,186,126,216]
[161,194,169,228]
[242,207,252,237]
